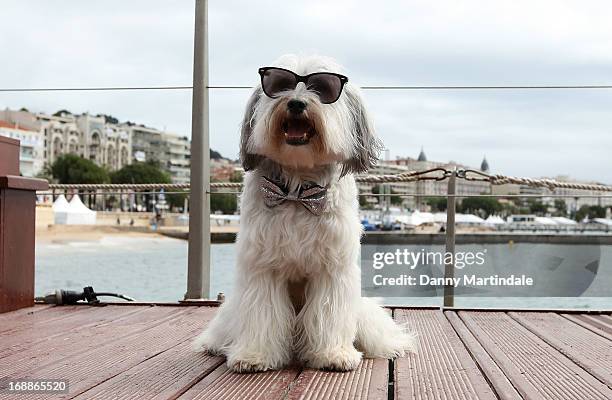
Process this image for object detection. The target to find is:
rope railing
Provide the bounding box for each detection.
[461,169,612,192]
[47,183,191,191]
[43,167,612,193]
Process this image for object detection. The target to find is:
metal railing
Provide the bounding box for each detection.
[39,167,612,307]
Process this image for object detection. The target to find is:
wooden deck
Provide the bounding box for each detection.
[0,305,610,399]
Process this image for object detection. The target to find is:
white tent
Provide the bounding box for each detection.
[485,215,506,225]
[52,195,70,212]
[397,211,487,226]
[53,194,97,225]
[551,216,577,225]
[396,210,434,227]
[455,213,487,225]
[533,216,558,225]
[434,212,486,225]
[592,218,612,226]
[52,195,70,224]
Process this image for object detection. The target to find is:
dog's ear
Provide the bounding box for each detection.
[340,84,383,176]
[240,87,264,171]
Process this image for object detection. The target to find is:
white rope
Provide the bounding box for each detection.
[45,168,612,193]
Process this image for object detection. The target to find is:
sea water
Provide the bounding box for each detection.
[35,235,612,309]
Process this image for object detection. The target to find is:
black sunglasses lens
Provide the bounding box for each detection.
[262,69,297,98]
[306,74,343,103]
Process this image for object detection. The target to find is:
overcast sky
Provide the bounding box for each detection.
[1,0,611,183]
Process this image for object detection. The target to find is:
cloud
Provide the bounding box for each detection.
[1,0,611,183]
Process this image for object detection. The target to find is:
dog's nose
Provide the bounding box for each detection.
[287,99,307,114]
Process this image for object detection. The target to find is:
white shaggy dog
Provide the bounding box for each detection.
[193,54,416,372]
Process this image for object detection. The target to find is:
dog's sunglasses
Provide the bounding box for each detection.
[258,67,348,104]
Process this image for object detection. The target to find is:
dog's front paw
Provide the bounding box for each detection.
[192,332,224,355]
[227,350,285,373]
[304,346,362,371]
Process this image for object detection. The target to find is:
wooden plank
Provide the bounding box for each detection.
[178,364,299,400]
[73,340,223,400]
[598,314,612,324]
[394,309,496,400]
[286,358,388,400]
[0,304,53,323]
[0,305,91,335]
[561,313,612,340]
[0,305,146,357]
[445,311,522,400]
[0,305,183,379]
[460,311,612,400]
[0,306,216,399]
[510,312,612,387]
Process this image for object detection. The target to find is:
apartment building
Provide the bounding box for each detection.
[128,124,191,183]
[361,148,492,210]
[0,108,190,182]
[0,120,44,177]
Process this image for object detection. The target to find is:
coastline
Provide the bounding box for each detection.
[36,225,163,244]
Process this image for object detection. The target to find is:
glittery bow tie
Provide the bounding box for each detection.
[260,176,327,216]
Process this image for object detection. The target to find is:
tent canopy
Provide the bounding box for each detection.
[53,194,97,225]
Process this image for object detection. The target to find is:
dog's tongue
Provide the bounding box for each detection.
[285,119,310,139]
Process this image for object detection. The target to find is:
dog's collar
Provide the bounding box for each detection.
[260,176,328,216]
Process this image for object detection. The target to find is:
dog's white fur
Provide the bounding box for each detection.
[193,54,416,372]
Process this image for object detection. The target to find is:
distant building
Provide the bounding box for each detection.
[0,120,44,177]
[486,174,612,214]
[127,124,191,183]
[1,108,132,172]
[1,108,192,183]
[417,147,427,161]
[361,148,491,210]
[74,114,131,170]
[480,156,489,173]
[211,158,242,182]
[162,132,191,184]
[128,125,164,167]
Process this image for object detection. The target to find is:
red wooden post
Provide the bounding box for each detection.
[0,136,48,313]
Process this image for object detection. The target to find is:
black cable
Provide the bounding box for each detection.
[35,286,136,304]
[94,292,136,302]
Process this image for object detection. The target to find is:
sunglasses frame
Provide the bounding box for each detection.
[258,66,349,104]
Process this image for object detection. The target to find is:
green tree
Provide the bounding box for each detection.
[50,154,110,184]
[211,193,237,214]
[35,163,53,180]
[527,199,548,215]
[359,195,368,208]
[110,162,171,212]
[209,177,237,214]
[553,199,567,216]
[425,197,447,212]
[166,190,189,211]
[459,197,502,218]
[97,114,119,124]
[575,205,606,221]
[390,193,403,205]
[110,161,171,184]
[210,149,224,159]
[53,109,72,117]
[229,170,244,183]
[500,200,519,216]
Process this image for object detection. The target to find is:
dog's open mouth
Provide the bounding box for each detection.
[282,116,315,146]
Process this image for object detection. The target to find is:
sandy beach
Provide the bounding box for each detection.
[36,225,162,244]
